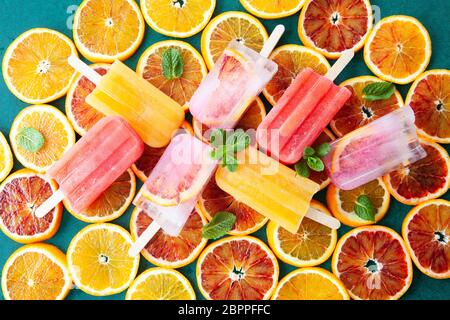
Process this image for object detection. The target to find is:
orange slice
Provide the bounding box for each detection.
[196,236,279,300]
[130,207,208,268]
[383,140,449,205]
[240,0,305,19]
[332,226,413,300]
[0,169,62,244]
[402,199,450,279]
[298,0,372,59]
[406,70,450,143]
[364,15,432,84]
[0,132,13,183]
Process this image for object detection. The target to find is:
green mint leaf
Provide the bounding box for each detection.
[362,82,395,101]
[303,146,315,158]
[354,195,376,222]
[202,211,236,239]
[307,156,324,172]
[315,143,331,157]
[295,160,310,178]
[16,127,45,153]
[161,48,184,80]
[210,129,250,172]
[210,129,226,148]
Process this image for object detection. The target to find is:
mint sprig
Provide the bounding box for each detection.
[202,211,236,239]
[295,143,330,178]
[161,48,184,80]
[16,127,45,153]
[210,129,250,172]
[354,195,376,221]
[362,82,395,101]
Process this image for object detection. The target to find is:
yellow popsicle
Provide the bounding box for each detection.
[215,147,320,233]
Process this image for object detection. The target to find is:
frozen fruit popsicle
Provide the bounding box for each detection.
[68,56,185,148]
[323,106,427,190]
[189,25,285,129]
[215,147,340,233]
[129,133,217,256]
[257,50,354,164]
[35,116,144,218]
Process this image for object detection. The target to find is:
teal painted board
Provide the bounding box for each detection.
[0,0,449,300]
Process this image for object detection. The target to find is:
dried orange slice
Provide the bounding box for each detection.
[73,0,145,62]
[364,15,432,84]
[272,267,349,300]
[0,169,62,244]
[196,236,279,300]
[298,0,372,59]
[402,199,450,279]
[2,28,78,104]
[1,243,72,300]
[130,207,207,268]
[327,178,390,227]
[406,70,450,143]
[332,226,413,300]
[137,40,207,110]
[384,140,449,205]
[65,63,109,136]
[0,132,13,183]
[330,76,404,137]
[263,44,330,105]
[240,0,305,19]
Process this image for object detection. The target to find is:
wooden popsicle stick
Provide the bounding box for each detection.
[35,190,65,218]
[325,49,355,82]
[259,25,285,58]
[305,207,341,230]
[128,221,161,257]
[68,55,102,85]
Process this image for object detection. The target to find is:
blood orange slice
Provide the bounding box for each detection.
[196,236,279,300]
[130,207,208,268]
[332,226,413,300]
[0,169,62,243]
[384,140,449,205]
[402,199,450,279]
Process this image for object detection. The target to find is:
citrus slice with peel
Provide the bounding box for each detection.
[272,267,349,300]
[130,207,208,268]
[298,0,372,59]
[330,76,404,137]
[332,226,413,300]
[383,140,450,205]
[267,201,337,267]
[9,105,75,173]
[73,0,145,62]
[137,40,207,110]
[201,11,268,69]
[364,15,432,84]
[126,267,195,300]
[141,0,215,38]
[2,28,78,104]
[307,129,335,189]
[65,63,109,136]
[263,44,330,105]
[0,169,62,244]
[240,0,305,19]
[2,243,72,300]
[327,178,390,227]
[406,70,450,143]
[198,178,268,236]
[67,223,140,296]
[65,169,136,223]
[402,199,450,279]
[197,236,279,300]
[0,132,13,183]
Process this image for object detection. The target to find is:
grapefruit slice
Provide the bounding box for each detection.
[402,199,450,279]
[196,236,279,300]
[0,169,62,244]
[332,226,413,300]
[383,140,449,205]
[406,70,450,144]
[130,207,208,268]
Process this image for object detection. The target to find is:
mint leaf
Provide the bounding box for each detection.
[307,156,324,172]
[209,129,250,172]
[362,82,395,101]
[354,195,376,221]
[202,211,236,239]
[295,160,310,178]
[303,147,315,158]
[210,129,226,148]
[161,48,184,80]
[16,127,44,152]
[315,143,331,157]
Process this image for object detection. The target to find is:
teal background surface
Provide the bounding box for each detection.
[0,0,449,300]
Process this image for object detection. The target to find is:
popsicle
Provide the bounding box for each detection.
[35,116,144,218]
[129,133,217,257]
[323,106,427,190]
[257,50,354,164]
[189,25,284,129]
[68,56,185,148]
[215,147,340,233]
